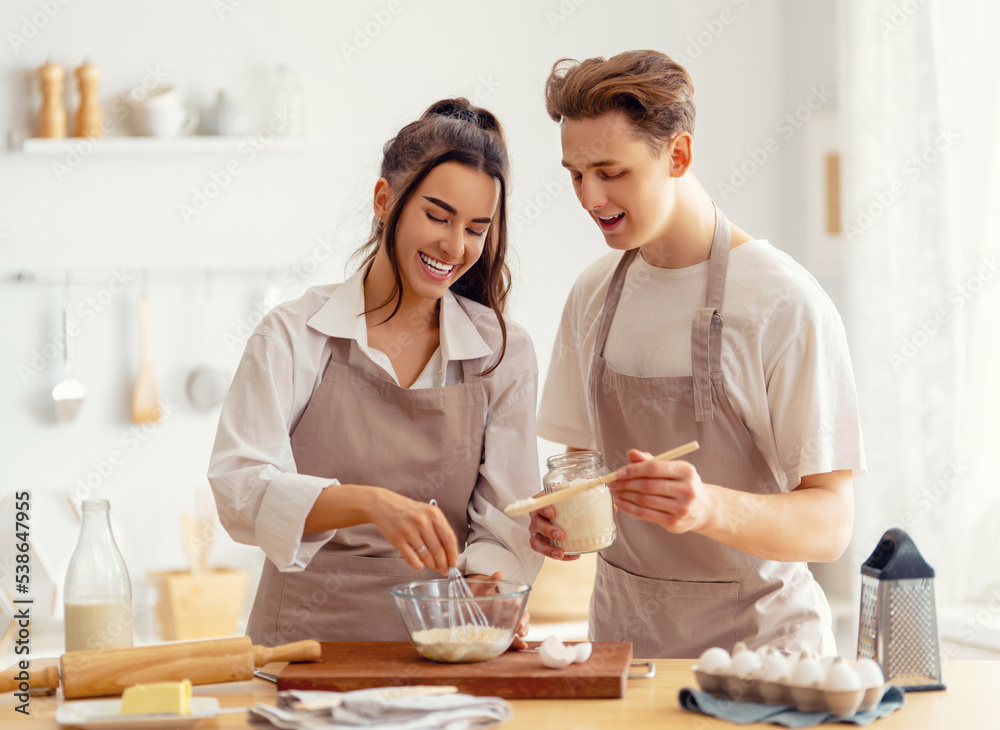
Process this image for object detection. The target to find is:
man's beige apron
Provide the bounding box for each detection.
[247,337,485,645]
[588,205,826,658]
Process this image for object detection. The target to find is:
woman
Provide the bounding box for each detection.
[209,99,543,646]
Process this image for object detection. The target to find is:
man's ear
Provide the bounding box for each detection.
[373,177,392,220]
[667,132,694,177]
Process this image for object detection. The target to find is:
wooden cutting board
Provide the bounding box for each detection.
[277,641,634,699]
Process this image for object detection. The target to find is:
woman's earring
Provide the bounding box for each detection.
[377,218,385,228]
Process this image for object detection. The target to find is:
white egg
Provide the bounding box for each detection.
[824,659,862,692]
[729,648,764,678]
[573,642,593,663]
[539,635,577,669]
[761,651,791,683]
[696,646,732,674]
[785,652,801,672]
[731,641,749,655]
[790,656,826,688]
[853,658,885,688]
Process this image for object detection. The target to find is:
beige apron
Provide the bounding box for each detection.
[588,205,826,658]
[247,337,485,645]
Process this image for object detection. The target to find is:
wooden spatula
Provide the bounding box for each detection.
[504,441,699,516]
[131,291,159,423]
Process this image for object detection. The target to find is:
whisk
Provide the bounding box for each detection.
[429,499,489,637]
[446,566,489,638]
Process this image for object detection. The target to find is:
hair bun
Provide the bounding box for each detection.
[424,98,503,137]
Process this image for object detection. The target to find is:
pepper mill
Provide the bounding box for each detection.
[36,60,67,138]
[74,60,102,138]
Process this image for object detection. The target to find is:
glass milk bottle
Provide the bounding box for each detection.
[64,500,133,651]
[542,452,617,554]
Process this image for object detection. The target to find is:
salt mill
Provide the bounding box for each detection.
[36,60,67,138]
[74,60,102,138]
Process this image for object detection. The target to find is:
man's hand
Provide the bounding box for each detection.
[609,449,714,534]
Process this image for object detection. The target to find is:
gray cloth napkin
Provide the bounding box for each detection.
[678,685,905,727]
[250,687,512,730]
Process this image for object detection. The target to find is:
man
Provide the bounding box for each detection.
[530,50,865,658]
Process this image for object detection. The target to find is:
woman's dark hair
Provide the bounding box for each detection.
[352,98,511,375]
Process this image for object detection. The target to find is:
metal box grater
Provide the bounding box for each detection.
[857,528,945,691]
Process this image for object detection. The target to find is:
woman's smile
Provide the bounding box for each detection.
[418,251,458,280]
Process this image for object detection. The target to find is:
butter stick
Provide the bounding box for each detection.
[120,678,192,715]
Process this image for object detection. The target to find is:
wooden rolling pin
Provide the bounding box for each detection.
[0,637,319,699]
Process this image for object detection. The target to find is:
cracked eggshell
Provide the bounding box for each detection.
[573,642,592,663]
[539,635,577,669]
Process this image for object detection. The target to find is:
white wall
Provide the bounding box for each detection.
[0,0,839,661]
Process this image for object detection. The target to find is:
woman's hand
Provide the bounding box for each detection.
[467,570,530,650]
[368,488,459,575]
[609,449,713,534]
[527,492,581,561]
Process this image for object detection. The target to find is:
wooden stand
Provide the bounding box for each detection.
[149,569,248,641]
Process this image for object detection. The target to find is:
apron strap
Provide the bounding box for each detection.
[594,249,640,358]
[691,308,722,422]
[692,204,733,423]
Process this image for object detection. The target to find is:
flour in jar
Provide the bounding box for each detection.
[548,478,617,554]
[411,626,511,662]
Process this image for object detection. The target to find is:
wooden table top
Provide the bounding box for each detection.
[3,659,996,728]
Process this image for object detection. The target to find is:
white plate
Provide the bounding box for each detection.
[55,697,221,728]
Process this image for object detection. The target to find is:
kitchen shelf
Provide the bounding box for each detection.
[9,135,304,155]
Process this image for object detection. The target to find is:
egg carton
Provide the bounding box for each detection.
[691,642,886,719]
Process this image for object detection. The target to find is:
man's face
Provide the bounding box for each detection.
[560,111,679,252]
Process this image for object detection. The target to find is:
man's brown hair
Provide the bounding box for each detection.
[544,50,696,153]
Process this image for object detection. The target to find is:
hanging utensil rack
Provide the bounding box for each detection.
[16,267,278,285]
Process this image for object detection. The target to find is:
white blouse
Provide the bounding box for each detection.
[208,268,544,584]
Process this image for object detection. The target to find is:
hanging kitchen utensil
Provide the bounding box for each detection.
[131,288,160,423]
[53,303,87,422]
[857,527,945,691]
[185,277,230,411]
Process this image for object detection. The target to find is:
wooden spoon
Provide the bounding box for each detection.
[504,441,699,516]
[131,291,160,423]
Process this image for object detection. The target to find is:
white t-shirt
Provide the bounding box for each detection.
[538,240,866,491]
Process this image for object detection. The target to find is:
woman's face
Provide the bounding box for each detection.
[390,161,500,302]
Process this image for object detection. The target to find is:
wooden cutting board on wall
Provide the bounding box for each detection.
[277,641,635,699]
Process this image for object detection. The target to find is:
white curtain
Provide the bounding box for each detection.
[840,0,1000,607]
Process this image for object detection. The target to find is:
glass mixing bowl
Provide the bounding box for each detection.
[390,578,530,663]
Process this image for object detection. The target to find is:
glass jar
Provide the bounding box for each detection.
[542,451,616,555]
[64,499,134,652]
